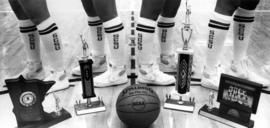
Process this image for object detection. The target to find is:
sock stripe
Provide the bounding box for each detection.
[137,24,155,30]
[136,24,155,33]
[20,26,37,33]
[209,20,230,30]
[210,20,230,27]
[157,22,175,28]
[104,23,123,31]
[233,15,254,22]
[105,26,124,33]
[39,26,58,35]
[38,23,57,33]
[136,27,155,33]
[88,20,103,26]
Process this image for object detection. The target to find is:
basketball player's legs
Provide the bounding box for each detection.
[230,0,260,79]
[137,0,175,85]
[90,0,127,87]
[202,0,240,90]
[158,0,181,73]
[8,0,45,80]
[72,0,107,76]
[18,0,68,93]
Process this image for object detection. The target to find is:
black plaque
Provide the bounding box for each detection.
[5,75,71,128]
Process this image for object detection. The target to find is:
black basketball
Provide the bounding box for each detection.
[116,84,160,128]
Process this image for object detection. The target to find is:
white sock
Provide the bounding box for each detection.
[88,16,105,56]
[37,18,64,71]
[157,16,175,55]
[136,17,157,65]
[206,12,232,68]
[103,17,126,66]
[233,8,255,62]
[19,19,41,62]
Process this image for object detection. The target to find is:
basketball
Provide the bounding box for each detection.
[116,84,161,128]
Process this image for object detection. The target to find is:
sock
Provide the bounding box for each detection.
[88,16,105,56]
[206,12,232,68]
[157,16,175,55]
[103,17,126,66]
[136,17,156,65]
[233,8,255,62]
[37,18,64,71]
[19,19,41,62]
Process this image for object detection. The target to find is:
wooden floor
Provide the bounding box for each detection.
[1,0,270,128]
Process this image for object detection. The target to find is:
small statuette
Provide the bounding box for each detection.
[208,91,215,111]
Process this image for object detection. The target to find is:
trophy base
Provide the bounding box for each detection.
[164,98,195,113]
[74,100,106,115]
[198,105,254,128]
[20,109,72,128]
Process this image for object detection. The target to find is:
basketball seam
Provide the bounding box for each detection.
[117,94,159,105]
[117,108,160,113]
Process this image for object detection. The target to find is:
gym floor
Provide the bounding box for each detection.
[0,0,270,128]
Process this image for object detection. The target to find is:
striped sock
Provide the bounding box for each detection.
[37,18,64,71]
[233,8,255,62]
[157,16,175,55]
[103,17,126,66]
[206,12,232,68]
[19,19,41,62]
[136,17,156,65]
[88,16,105,56]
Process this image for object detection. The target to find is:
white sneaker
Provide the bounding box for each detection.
[159,54,177,73]
[201,65,222,91]
[138,64,176,85]
[44,70,70,94]
[20,61,46,80]
[72,55,107,76]
[231,59,249,79]
[94,64,128,87]
[160,54,196,74]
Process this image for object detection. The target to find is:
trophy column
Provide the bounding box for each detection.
[74,35,106,115]
[164,0,195,113]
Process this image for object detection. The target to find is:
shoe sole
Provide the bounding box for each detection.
[72,67,107,77]
[0,88,8,95]
[94,79,128,88]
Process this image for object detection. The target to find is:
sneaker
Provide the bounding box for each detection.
[94,64,128,87]
[159,54,177,73]
[72,55,107,76]
[138,64,176,85]
[20,61,46,80]
[201,65,222,91]
[44,70,70,94]
[231,59,249,79]
[160,54,196,74]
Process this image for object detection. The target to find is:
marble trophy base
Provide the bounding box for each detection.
[164,94,195,113]
[74,98,105,115]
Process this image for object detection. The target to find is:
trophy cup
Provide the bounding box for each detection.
[199,74,264,128]
[74,35,105,115]
[5,75,71,128]
[164,0,195,113]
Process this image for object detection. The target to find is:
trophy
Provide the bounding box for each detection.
[199,74,264,128]
[164,0,195,113]
[74,35,105,115]
[5,75,71,128]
